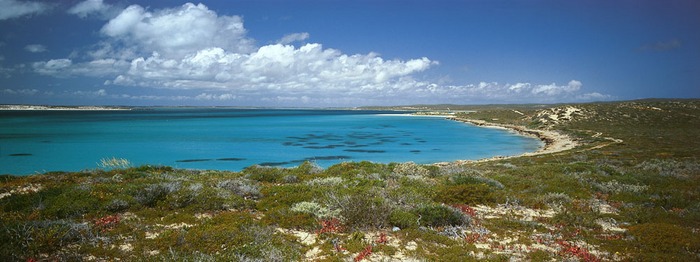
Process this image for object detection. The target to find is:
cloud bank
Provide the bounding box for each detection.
[30,2,609,106]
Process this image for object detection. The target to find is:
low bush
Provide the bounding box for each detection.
[256,184,314,211]
[42,186,101,219]
[134,182,180,207]
[629,223,700,258]
[392,162,430,177]
[325,191,392,230]
[434,184,495,205]
[282,175,298,183]
[416,205,470,227]
[388,209,419,229]
[306,177,344,187]
[591,179,648,194]
[636,159,700,178]
[290,201,340,219]
[262,207,317,229]
[104,199,130,212]
[243,165,284,183]
[216,179,262,199]
[448,174,504,189]
[0,220,94,260]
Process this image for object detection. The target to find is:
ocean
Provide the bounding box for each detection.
[0,108,542,175]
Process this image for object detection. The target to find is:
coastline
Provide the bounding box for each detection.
[434,116,578,165]
[0,105,130,111]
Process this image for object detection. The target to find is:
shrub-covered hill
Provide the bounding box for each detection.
[1,99,699,261]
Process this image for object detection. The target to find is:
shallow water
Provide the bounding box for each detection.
[0,108,542,175]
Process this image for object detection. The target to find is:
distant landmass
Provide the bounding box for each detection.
[0,105,130,110]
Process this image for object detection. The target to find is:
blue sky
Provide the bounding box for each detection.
[0,0,698,107]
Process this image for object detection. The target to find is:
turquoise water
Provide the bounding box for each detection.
[0,109,542,175]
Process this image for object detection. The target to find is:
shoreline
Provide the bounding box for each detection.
[434,116,578,165]
[0,105,130,111]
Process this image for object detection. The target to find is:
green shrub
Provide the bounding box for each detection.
[262,208,316,229]
[296,161,324,175]
[448,174,504,189]
[42,186,101,219]
[243,165,284,183]
[325,191,392,230]
[175,212,303,260]
[256,184,314,211]
[434,184,495,205]
[416,205,469,227]
[389,209,419,229]
[104,199,130,212]
[629,223,700,258]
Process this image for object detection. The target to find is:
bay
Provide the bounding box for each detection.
[0,108,542,175]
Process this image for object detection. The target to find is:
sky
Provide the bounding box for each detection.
[0,0,698,107]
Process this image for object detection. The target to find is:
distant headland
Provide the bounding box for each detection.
[0,105,131,111]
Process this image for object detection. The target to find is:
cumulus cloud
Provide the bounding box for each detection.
[277,32,310,45]
[0,0,50,20]
[24,44,47,53]
[67,0,120,19]
[101,3,255,58]
[109,43,435,93]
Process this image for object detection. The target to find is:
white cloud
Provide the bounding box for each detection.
[30,2,609,106]
[531,80,581,96]
[0,0,50,20]
[108,43,435,95]
[32,59,72,75]
[2,88,39,95]
[277,32,310,45]
[101,3,255,58]
[67,0,119,19]
[24,44,47,53]
[71,88,108,97]
[577,92,611,101]
[402,80,596,105]
[33,58,129,77]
